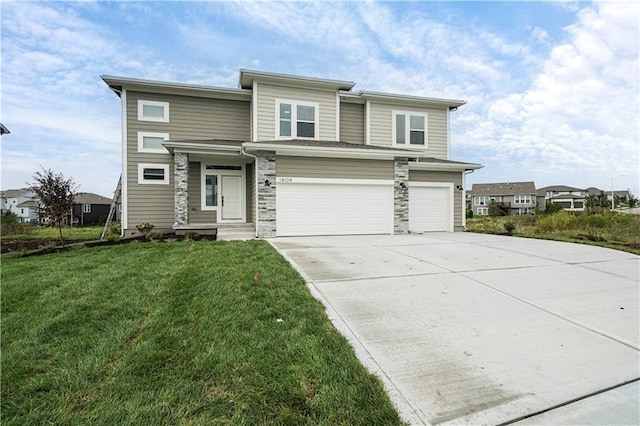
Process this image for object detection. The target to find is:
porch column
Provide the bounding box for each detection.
[394,157,409,235]
[174,152,189,227]
[256,151,276,238]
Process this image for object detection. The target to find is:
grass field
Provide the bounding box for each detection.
[1,241,401,425]
[0,224,103,241]
[466,211,640,255]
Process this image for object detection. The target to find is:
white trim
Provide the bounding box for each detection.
[121,89,128,231]
[409,160,483,172]
[137,131,169,153]
[477,207,488,215]
[83,204,91,213]
[335,92,340,141]
[392,110,428,148]
[276,177,393,186]
[365,99,371,145]
[243,142,419,160]
[137,100,169,122]
[275,99,320,140]
[461,171,466,228]
[252,80,258,141]
[446,107,451,160]
[138,163,170,185]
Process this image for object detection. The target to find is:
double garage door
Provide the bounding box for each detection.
[275,179,453,236]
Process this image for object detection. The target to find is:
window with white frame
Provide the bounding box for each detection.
[138,132,169,153]
[514,195,532,204]
[393,111,428,146]
[475,196,489,206]
[138,163,170,185]
[477,207,488,215]
[138,100,169,122]
[276,100,318,139]
[83,204,91,213]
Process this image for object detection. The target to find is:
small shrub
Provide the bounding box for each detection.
[537,211,575,232]
[146,231,163,241]
[183,231,200,241]
[136,223,155,235]
[466,208,474,219]
[504,222,516,235]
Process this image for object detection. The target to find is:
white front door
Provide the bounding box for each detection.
[221,175,242,220]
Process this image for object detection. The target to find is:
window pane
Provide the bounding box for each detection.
[410,130,425,145]
[410,115,425,130]
[297,122,315,138]
[143,104,165,118]
[297,105,315,121]
[280,120,291,136]
[143,136,165,150]
[279,103,291,119]
[143,168,165,180]
[205,175,218,207]
[396,114,405,144]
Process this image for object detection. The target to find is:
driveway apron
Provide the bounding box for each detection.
[270,233,640,425]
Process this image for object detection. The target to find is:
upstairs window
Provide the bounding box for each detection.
[138,132,169,153]
[276,100,318,139]
[138,100,169,122]
[394,111,428,147]
[514,195,532,204]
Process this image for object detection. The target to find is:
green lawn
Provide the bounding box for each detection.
[1,224,103,241]
[1,241,401,425]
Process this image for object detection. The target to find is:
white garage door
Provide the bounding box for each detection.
[276,178,394,236]
[409,183,453,232]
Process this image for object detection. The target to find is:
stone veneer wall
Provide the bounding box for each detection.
[394,157,409,234]
[174,152,189,227]
[256,151,276,237]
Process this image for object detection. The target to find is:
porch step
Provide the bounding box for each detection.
[216,226,256,241]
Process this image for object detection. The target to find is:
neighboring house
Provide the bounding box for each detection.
[1,188,38,222]
[71,192,113,226]
[468,182,543,216]
[540,185,587,212]
[103,69,482,238]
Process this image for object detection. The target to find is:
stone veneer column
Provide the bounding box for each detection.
[256,151,276,238]
[174,152,189,227]
[394,157,409,234]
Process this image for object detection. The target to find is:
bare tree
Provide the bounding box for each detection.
[30,168,78,246]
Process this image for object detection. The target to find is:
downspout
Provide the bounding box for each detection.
[240,146,259,238]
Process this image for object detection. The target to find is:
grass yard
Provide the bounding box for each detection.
[1,224,103,241]
[1,241,402,425]
[466,211,640,255]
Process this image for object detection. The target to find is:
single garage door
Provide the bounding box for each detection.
[276,178,394,236]
[409,183,453,232]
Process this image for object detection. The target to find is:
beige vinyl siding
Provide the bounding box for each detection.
[410,170,463,230]
[369,103,448,159]
[255,83,337,141]
[187,161,217,224]
[125,91,249,229]
[340,102,365,144]
[277,156,393,180]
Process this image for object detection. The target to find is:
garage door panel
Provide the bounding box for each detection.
[277,182,393,236]
[409,185,452,232]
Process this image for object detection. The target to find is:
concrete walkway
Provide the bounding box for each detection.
[270,233,640,425]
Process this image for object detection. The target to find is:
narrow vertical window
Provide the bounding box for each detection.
[205,175,218,207]
[395,114,406,145]
[279,103,292,137]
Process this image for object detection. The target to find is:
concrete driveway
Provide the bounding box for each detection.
[270,233,640,425]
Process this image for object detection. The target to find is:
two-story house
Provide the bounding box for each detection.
[1,188,39,223]
[539,185,587,212]
[103,69,481,238]
[468,182,544,216]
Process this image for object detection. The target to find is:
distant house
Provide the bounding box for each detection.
[71,193,112,226]
[539,185,587,212]
[468,182,544,216]
[1,188,38,223]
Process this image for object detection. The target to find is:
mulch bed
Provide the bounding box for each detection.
[1,233,217,257]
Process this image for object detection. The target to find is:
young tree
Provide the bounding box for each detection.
[488,199,501,216]
[30,168,78,246]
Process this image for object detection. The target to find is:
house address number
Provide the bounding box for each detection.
[276,177,293,183]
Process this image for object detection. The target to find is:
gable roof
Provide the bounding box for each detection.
[538,185,585,192]
[17,200,39,208]
[469,182,537,196]
[74,192,112,205]
[1,188,32,198]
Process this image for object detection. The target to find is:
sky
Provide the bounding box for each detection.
[1,0,638,197]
